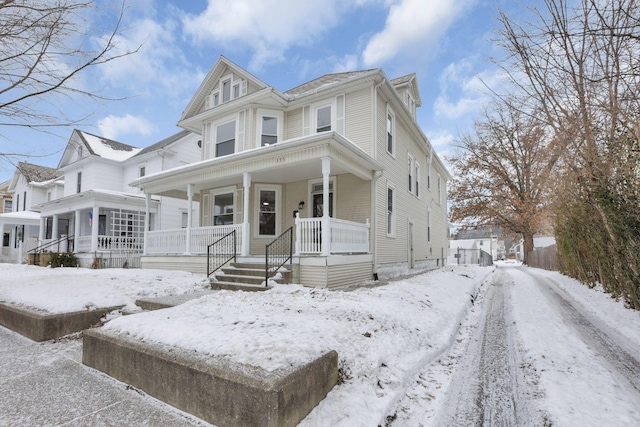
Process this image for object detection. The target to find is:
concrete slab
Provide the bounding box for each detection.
[0,302,123,341]
[83,328,338,427]
[0,327,211,426]
[135,290,216,311]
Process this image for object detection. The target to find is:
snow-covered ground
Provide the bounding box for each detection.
[1,261,639,426]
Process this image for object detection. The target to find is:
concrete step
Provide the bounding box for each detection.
[210,280,271,292]
[216,273,264,285]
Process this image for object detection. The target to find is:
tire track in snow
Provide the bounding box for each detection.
[434,269,545,426]
[522,269,640,394]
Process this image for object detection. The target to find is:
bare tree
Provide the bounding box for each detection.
[0,0,136,138]
[448,100,559,264]
[496,0,640,307]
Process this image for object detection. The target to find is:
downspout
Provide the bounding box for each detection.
[372,78,386,280]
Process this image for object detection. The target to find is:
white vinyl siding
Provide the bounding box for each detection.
[344,87,373,156]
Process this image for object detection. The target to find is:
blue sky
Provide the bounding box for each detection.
[0,0,522,182]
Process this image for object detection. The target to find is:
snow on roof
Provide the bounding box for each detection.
[0,210,41,226]
[80,131,141,161]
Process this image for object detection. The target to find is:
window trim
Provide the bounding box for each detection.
[387,181,396,237]
[76,171,82,194]
[211,188,236,226]
[138,165,146,178]
[314,103,333,133]
[256,108,283,148]
[386,105,395,157]
[254,184,281,237]
[415,161,421,198]
[407,153,414,194]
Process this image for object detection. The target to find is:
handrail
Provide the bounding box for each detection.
[207,229,237,278]
[28,235,74,255]
[265,226,293,287]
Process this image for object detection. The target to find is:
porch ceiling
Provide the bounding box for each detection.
[137,132,385,199]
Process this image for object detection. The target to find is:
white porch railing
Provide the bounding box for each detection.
[75,235,143,253]
[146,225,242,255]
[295,217,370,254]
[142,218,368,256]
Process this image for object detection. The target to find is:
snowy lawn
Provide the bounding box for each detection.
[97,264,491,426]
[0,264,210,313]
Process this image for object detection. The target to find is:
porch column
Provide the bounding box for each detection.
[0,224,4,247]
[143,193,150,255]
[52,214,59,240]
[74,210,81,253]
[185,184,193,255]
[38,217,45,243]
[321,157,330,256]
[90,206,99,253]
[242,172,251,256]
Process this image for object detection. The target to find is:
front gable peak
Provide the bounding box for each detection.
[180,56,271,123]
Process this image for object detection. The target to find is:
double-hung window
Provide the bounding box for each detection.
[261,116,278,146]
[213,192,234,225]
[316,105,332,132]
[215,120,236,157]
[387,107,395,155]
[77,172,82,194]
[415,162,421,198]
[387,182,395,236]
[408,154,414,193]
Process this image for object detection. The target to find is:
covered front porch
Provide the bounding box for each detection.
[37,190,159,266]
[135,132,383,287]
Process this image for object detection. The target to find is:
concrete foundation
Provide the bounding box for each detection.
[83,328,338,427]
[0,303,123,342]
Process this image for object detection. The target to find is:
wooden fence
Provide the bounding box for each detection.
[528,244,557,271]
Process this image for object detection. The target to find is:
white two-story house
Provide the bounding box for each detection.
[0,163,63,263]
[133,56,451,287]
[36,129,201,267]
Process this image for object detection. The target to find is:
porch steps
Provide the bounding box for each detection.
[210,262,292,291]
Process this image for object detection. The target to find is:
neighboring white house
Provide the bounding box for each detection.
[133,56,451,287]
[32,129,201,267]
[0,163,63,263]
[448,237,501,265]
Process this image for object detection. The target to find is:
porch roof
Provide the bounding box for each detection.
[132,132,385,200]
[0,210,41,227]
[36,189,160,216]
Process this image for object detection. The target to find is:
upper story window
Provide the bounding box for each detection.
[407,92,416,119]
[139,166,146,178]
[316,105,332,133]
[23,191,26,210]
[386,106,395,156]
[216,120,236,157]
[408,154,414,193]
[15,194,19,212]
[261,116,278,146]
[77,172,82,194]
[415,162,421,198]
[3,199,11,212]
[207,74,245,109]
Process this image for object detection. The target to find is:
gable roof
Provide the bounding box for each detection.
[284,69,379,99]
[133,130,192,158]
[390,73,422,107]
[77,130,141,161]
[180,56,272,122]
[15,162,62,183]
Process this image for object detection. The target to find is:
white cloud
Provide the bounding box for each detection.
[97,16,203,99]
[181,0,355,71]
[362,0,474,66]
[97,114,154,140]
[433,58,507,120]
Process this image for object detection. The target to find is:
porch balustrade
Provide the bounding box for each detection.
[146,224,243,255]
[295,217,370,254]
[75,235,143,253]
[142,219,368,256]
